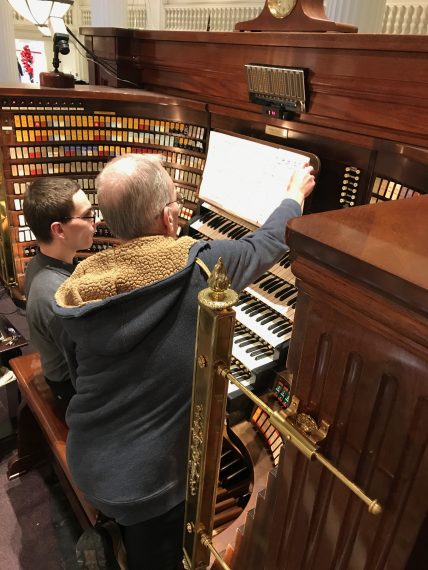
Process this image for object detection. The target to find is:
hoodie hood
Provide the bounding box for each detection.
[54,235,198,357]
[56,235,196,308]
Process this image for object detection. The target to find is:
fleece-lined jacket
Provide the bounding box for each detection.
[54,198,301,525]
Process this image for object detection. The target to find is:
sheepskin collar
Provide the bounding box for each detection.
[55,235,196,308]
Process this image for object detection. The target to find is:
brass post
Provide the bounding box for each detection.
[183,258,238,569]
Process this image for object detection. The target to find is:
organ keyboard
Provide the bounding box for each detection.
[245,273,296,319]
[191,207,252,240]
[232,322,278,373]
[228,358,255,393]
[188,132,319,413]
[192,203,296,284]
[235,292,293,348]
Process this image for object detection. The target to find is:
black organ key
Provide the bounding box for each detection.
[220,220,236,233]
[212,215,228,229]
[266,280,289,294]
[273,285,295,299]
[279,254,291,268]
[244,301,262,314]
[229,227,249,239]
[277,289,298,302]
[271,322,292,334]
[248,305,267,317]
[258,313,279,325]
[216,219,233,232]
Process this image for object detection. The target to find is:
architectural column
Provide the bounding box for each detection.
[145,0,164,30]
[325,0,387,33]
[0,0,20,84]
[91,0,128,27]
[70,1,89,81]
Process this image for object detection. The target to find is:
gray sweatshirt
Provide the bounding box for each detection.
[25,253,74,383]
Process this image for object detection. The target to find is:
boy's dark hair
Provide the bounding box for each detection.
[23,178,80,243]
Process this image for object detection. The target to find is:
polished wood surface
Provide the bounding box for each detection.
[287,194,428,315]
[7,353,98,527]
[81,29,428,149]
[0,84,207,112]
[283,198,427,569]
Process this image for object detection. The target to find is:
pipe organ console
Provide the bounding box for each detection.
[0,6,427,568]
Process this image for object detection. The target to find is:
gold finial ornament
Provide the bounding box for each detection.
[198,257,238,310]
[267,0,297,19]
[208,258,230,297]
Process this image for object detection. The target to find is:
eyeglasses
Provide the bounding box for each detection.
[164,191,185,210]
[61,214,96,223]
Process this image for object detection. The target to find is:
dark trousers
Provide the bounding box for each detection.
[120,501,185,570]
[45,377,76,412]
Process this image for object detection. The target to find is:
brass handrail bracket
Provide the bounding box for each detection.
[219,366,382,516]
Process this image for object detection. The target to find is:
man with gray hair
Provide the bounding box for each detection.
[55,153,315,570]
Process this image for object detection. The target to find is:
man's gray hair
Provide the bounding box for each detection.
[96,154,172,240]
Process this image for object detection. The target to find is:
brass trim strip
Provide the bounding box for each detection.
[195,257,211,278]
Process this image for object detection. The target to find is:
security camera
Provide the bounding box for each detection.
[48,16,70,55]
[40,14,75,87]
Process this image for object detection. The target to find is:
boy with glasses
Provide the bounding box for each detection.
[23,177,96,409]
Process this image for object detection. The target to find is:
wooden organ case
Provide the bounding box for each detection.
[0,3,426,568]
[78,18,428,570]
[185,195,428,570]
[276,196,428,570]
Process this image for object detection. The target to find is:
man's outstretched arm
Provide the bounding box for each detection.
[196,164,315,291]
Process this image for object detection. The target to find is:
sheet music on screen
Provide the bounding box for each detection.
[199,131,309,226]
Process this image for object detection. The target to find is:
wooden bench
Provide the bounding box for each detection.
[7,352,98,528]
